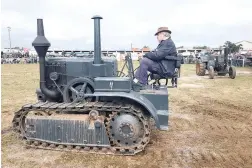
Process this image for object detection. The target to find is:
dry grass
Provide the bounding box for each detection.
[1,63,252,168]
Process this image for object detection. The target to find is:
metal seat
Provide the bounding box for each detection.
[152,74,162,79]
[148,55,183,88]
[149,70,179,87]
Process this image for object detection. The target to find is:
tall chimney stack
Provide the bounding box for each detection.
[91,15,103,64]
[32,19,61,101]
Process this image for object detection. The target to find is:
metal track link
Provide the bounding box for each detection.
[12,101,151,155]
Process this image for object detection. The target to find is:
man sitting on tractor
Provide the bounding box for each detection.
[133,27,177,88]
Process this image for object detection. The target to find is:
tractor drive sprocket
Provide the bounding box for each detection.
[12,101,151,155]
[105,107,150,148]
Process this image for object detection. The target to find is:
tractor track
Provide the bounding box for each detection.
[12,100,151,156]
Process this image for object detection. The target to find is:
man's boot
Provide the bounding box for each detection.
[133,78,147,90]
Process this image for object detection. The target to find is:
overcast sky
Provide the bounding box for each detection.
[1,0,252,50]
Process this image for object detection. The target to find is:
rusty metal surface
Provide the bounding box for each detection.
[26,114,90,120]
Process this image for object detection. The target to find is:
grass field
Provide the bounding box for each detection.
[1,63,252,168]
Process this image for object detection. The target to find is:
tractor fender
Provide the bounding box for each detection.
[92,92,161,129]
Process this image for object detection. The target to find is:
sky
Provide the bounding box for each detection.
[1,0,252,50]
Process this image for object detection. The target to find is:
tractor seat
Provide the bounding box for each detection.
[148,55,183,88]
[149,70,179,87]
[151,69,179,79]
[151,73,163,79]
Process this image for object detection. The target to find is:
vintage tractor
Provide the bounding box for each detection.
[195,49,236,79]
[12,16,181,155]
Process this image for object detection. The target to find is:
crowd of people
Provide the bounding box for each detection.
[1,50,252,67]
[1,51,38,64]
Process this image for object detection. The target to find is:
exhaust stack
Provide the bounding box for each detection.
[223,47,229,66]
[91,15,103,64]
[32,19,61,101]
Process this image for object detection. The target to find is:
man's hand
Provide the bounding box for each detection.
[144,39,177,61]
[138,54,144,59]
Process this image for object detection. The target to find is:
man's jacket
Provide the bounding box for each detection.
[143,38,178,76]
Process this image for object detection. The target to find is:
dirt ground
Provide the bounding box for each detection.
[1,63,252,168]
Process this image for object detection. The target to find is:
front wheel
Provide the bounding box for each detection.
[229,66,236,79]
[208,66,214,79]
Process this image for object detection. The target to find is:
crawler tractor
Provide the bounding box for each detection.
[196,49,236,79]
[12,16,181,155]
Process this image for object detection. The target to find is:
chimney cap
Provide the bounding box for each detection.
[32,19,51,47]
[91,15,103,19]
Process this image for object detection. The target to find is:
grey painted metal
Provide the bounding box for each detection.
[197,49,231,74]
[94,77,132,92]
[32,16,170,131]
[12,15,173,156]
[25,115,110,146]
[42,57,117,90]
[109,113,144,145]
[32,19,50,47]
[92,15,103,64]
[32,19,61,102]
[90,91,169,130]
[224,47,229,67]
[157,110,169,130]
[139,86,169,110]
